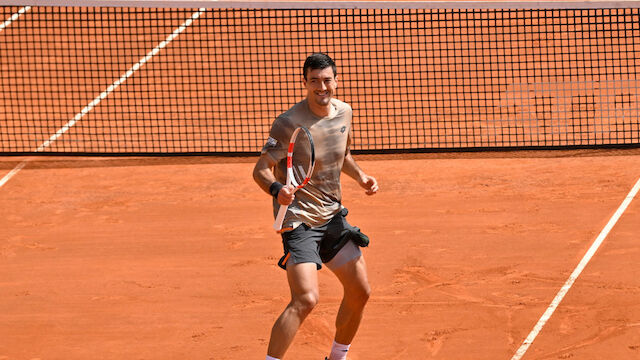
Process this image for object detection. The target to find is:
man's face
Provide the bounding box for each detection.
[304,67,337,107]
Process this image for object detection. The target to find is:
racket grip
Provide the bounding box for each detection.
[273,204,288,231]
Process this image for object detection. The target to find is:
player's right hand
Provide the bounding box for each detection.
[277,185,296,205]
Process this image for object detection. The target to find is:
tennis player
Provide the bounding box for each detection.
[253,53,378,360]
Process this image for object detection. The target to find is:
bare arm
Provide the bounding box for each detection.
[253,154,296,205]
[253,153,278,194]
[342,139,378,196]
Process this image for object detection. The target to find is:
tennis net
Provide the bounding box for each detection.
[1,1,639,155]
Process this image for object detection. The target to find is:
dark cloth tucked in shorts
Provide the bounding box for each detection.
[278,207,369,270]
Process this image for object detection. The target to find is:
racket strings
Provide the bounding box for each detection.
[291,132,313,186]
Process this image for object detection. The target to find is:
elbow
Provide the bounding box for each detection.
[253,160,273,187]
[252,165,262,184]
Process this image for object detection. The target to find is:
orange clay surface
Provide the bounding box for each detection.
[1,150,640,360]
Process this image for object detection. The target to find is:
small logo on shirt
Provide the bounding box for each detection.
[264,136,277,148]
[340,126,346,133]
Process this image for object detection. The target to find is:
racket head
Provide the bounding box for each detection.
[287,126,315,188]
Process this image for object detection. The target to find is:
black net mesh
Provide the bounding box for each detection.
[1,6,639,154]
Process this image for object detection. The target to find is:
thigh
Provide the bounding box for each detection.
[330,254,370,298]
[286,262,320,300]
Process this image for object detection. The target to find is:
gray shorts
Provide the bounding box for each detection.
[278,208,368,270]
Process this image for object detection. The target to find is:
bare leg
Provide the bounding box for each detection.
[330,255,371,346]
[267,262,319,358]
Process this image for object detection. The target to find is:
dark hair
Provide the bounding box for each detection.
[303,53,337,80]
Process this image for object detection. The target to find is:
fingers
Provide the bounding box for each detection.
[278,184,296,205]
[367,182,379,195]
[362,176,379,195]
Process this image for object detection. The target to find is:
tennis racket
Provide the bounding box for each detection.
[273,126,316,231]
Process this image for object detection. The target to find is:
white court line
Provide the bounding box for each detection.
[0,8,207,189]
[0,5,30,33]
[0,6,32,188]
[0,161,27,188]
[35,8,207,152]
[511,177,640,360]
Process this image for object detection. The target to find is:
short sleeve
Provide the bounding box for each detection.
[260,116,289,163]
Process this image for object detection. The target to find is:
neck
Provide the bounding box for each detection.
[307,100,332,118]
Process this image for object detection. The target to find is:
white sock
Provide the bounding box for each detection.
[266,356,279,360]
[329,340,350,360]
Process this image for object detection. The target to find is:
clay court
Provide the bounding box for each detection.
[2,2,640,360]
[1,151,640,360]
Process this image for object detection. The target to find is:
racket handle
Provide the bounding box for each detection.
[273,204,288,231]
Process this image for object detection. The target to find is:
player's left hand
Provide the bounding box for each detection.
[359,174,378,195]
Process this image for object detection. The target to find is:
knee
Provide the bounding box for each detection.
[360,283,372,304]
[291,291,319,316]
[349,282,371,308]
